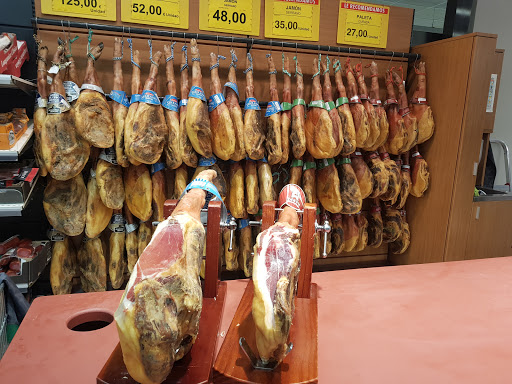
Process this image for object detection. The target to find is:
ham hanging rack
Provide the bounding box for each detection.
[32,18,420,62]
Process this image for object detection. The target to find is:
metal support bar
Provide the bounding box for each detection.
[32,17,419,61]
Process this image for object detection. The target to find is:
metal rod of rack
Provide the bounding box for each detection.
[32,17,419,61]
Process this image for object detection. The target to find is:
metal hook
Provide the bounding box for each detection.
[217,35,219,55]
[387,51,395,71]
[373,50,376,61]
[359,48,362,64]
[295,42,298,57]
[231,35,234,51]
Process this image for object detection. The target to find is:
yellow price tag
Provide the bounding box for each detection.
[199,0,260,36]
[41,0,116,21]
[265,0,320,42]
[122,0,189,29]
[337,1,389,48]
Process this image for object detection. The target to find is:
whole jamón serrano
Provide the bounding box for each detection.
[180,45,198,167]
[410,145,430,197]
[244,53,265,160]
[333,60,356,155]
[265,55,283,164]
[393,67,418,152]
[350,151,373,199]
[316,158,343,213]
[355,63,380,150]
[321,59,343,157]
[345,59,370,148]
[385,69,408,155]
[395,152,412,209]
[337,156,362,214]
[163,43,183,169]
[281,56,292,164]
[209,52,235,160]
[290,57,306,159]
[366,151,389,198]
[225,50,246,161]
[305,58,335,159]
[245,160,259,215]
[124,48,142,166]
[33,39,48,176]
[409,62,435,144]
[186,39,213,157]
[367,61,389,151]
[112,37,129,167]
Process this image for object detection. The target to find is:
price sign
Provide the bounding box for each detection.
[265,0,320,42]
[41,0,116,21]
[337,1,389,48]
[199,0,260,36]
[122,0,189,29]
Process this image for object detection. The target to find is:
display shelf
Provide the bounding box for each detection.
[0,171,39,217]
[0,122,34,161]
[0,74,36,95]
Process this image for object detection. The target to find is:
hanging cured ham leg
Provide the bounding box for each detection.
[396,152,412,209]
[350,151,373,199]
[367,61,389,151]
[186,39,213,157]
[225,50,246,161]
[163,43,182,169]
[50,236,77,295]
[355,63,379,150]
[180,45,198,167]
[112,37,129,167]
[75,41,114,148]
[385,69,407,155]
[410,62,435,144]
[345,59,370,148]
[305,58,335,159]
[128,50,167,164]
[252,205,300,364]
[209,52,235,160]
[337,156,362,214]
[115,169,216,384]
[244,53,265,160]
[333,60,356,155]
[42,45,89,180]
[410,145,430,197]
[265,54,283,164]
[393,67,418,152]
[321,59,343,156]
[290,57,306,159]
[33,39,48,176]
[124,44,142,166]
[281,55,292,163]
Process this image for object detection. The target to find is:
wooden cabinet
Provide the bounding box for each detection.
[390,33,506,265]
[464,201,512,260]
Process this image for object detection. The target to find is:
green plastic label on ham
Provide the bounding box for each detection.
[293,98,306,107]
[309,100,326,109]
[336,97,349,107]
[291,159,303,167]
[303,161,317,171]
[281,102,293,111]
[317,158,335,169]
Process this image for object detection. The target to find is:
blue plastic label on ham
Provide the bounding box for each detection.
[188,86,207,102]
[141,90,161,105]
[224,82,239,98]
[162,95,179,112]
[183,178,223,209]
[265,100,282,117]
[47,93,70,114]
[110,90,130,108]
[198,156,217,167]
[179,98,188,107]
[151,162,166,175]
[208,93,226,112]
[130,94,141,104]
[244,97,261,110]
[239,218,250,229]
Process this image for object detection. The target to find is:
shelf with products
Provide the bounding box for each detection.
[0,74,36,95]
[0,122,34,162]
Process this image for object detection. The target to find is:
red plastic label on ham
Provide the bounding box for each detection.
[278,184,306,211]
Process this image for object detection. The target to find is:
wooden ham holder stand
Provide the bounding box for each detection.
[97,200,227,384]
[213,201,319,384]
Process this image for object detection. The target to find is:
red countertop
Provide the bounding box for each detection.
[2,257,512,383]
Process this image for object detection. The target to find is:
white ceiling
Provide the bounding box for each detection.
[366,0,448,31]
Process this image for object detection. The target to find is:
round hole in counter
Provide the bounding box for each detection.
[67,310,114,332]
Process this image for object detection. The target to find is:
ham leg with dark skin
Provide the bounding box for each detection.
[225,51,246,161]
[186,39,213,158]
[116,169,216,384]
[41,46,90,180]
[290,58,306,159]
[128,51,167,164]
[305,58,335,159]
[244,53,265,160]
[334,60,356,155]
[124,48,142,166]
[209,52,235,160]
[396,152,412,209]
[321,60,343,157]
[75,42,115,148]
[393,67,418,152]
[385,69,408,155]
[163,44,182,169]
[409,62,435,144]
[367,61,389,151]
[180,45,198,167]
[355,63,380,150]
[350,151,373,199]
[345,59,370,148]
[111,37,129,167]
[266,55,283,164]
[252,205,300,363]
[33,39,48,176]
[410,145,430,197]
[280,56,292,164]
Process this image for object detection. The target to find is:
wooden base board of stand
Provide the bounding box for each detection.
[213,281,318,384]
[97,282,227,384]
